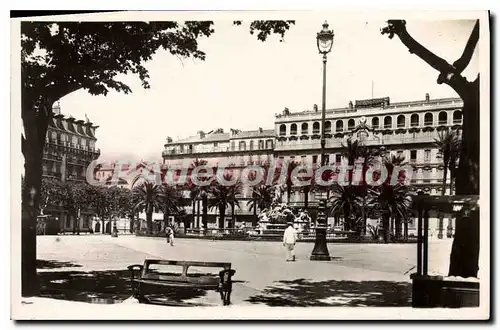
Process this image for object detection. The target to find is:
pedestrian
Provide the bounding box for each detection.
[165,225,174,246]
[283,222,298,262]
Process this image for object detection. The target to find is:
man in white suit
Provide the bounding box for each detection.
[283,222,298,261]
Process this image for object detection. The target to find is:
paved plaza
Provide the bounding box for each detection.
[34,235,453,307]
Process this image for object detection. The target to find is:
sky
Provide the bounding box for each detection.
[58,18,479,163]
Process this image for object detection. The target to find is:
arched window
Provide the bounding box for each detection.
[279,124,286,136]
[312,122,320,134]
[424,113,433,126]
[258,140,264,149]
[348,119,355,130]
[336,120,344,132]
[453,110,463,124]
[384,116,392,129]
[397,115,406,128]
[438,111,448,125]
[325,121,332,133]
[249,140,254,150]
[290,123,297,135]
[301,123,308,135]
[371,117,379,129]
[410,114,419,127]
[266,139,273,149]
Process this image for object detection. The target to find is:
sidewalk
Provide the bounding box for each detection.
[12,235,454,317]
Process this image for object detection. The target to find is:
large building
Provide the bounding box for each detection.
[42,102,101,232]
[162,94,463,236]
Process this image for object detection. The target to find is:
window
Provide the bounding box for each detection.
[397,115,405,128]
[231,141,235,151]
[348,119,355,130]
[290,124,297,135]
[258,140,264,149]
[249,140,254,150]
[410,150,417,161]
[189,145,193,153]
[438,111,447,125]
[453,110,462,124]
[371,117,379,129]
[424,113,433,126]
[239,141,246,151]
[180,145,184,153]
[336,120,344,132]
[312,155,318,164]
[313,122,320,134]
[279,124,286,136]
[325,121,332,133]
[214,142,218,147]
[335,154,342,163]
[384,116,392,129]
[424,149,431,162]
[266,139,273,149]
[301,123,308,135]
[410,114,419,127]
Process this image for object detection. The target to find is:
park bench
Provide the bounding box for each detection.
[127,259,236,306]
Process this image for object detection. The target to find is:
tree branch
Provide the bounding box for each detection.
[453,19,480,73]
[381,20,455,74]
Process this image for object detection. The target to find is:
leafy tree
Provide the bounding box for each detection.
[20,20,294,296]
[381,19,480,277]
[209,171,242,229]
[57,182,94,234]
[89,185,112,233]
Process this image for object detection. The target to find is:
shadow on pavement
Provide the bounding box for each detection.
[245,278,412,307]
[37,259,83,269]
[37,269,209,305]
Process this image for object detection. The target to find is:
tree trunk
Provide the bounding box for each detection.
[404,219,408,241]
[287,185,291,204]
[21,148,43,297]
[191,198,196,229]
[395,216,402,241]
[231,201,235,229]
[449,84,480,277]
[202,195,208,233]
[304,188,309,210]
[382,214,390,243]
[146,211,153,234]
[129,216,134,233]
[438,166,448,239]
[219,206,226,229]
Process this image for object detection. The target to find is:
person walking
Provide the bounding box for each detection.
[165,225,174,246]
[283,222,298,262]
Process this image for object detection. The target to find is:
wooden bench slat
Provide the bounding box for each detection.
[143,259,232,269]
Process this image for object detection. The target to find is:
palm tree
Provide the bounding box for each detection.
[160,184,183,231]
[357,146,380,236]
[132,182,163,235]
[247,184,274,225]
[328,184,361,232]
[381,152,408,236]
[209,172,242,229]
[368,183,413,243]
[435,129,461,238]
[188,159,213,232]
[341,137,363,184]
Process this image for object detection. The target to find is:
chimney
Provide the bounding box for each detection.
[166,137,172,143]
[198,131,205,139]
[313,104,318,112]
[348,101,353,109]
[425,93,430,102]
[52,101,61,115]
[258,127,263,133]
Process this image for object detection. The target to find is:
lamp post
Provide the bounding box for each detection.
[310,21,334,261]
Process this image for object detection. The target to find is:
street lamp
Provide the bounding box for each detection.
[311,21,334,261]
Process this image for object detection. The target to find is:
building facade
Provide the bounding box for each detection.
[42,102,101,232]
[162,94,463,237]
